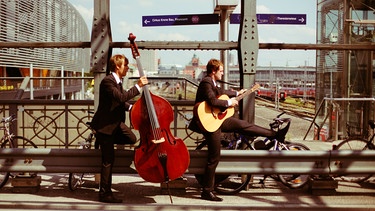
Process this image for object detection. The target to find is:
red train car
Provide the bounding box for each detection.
[255,87,286,101]
[280,87,315,99]
[295,87,315,99]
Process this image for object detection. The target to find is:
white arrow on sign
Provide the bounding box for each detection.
[144,19,150,25]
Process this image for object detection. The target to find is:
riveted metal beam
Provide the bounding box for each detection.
[0,41,373,51]
[90,0,112,111]
[90,0,112,74]
[238,0,258,75]
[238,0,258,125]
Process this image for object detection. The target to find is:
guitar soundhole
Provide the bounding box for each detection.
[217,111,227,120]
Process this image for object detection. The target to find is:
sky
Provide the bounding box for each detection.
[67,0,317,67]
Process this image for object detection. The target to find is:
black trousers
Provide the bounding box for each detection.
[202,117,276,192]
[96,122,137,164]
[96,122,136,195]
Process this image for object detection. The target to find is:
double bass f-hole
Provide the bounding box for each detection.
[128,33,190,189]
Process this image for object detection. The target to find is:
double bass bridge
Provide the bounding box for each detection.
[152,137,165,144]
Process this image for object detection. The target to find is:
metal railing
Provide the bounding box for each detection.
[0,99,203,149]
[304,97,375,141]
[1,97,375,177]
[0,74,204,148]
[1,148,375,175]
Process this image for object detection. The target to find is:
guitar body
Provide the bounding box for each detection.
[194,95,234,132]
[194,84,260,133]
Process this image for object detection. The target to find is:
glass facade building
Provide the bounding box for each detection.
[0,0,90,72]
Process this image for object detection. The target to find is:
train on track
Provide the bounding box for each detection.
[255,87,286,101]
[255,86,315,101]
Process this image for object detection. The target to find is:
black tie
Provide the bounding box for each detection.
[119,82,123,93]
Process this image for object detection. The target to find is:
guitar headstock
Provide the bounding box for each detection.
[251,83,261,91]
[128,33,140,59]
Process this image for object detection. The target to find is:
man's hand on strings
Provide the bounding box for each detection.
[230,98,239,107]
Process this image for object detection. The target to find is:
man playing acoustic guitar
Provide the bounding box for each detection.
[189,58,287,202]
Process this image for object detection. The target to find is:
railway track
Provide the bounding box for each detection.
[255,96,315,119]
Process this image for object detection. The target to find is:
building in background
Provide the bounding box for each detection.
[183,54,205,81]
[316,0,375,140]
[0,0,90,99]
[138,49,158,76]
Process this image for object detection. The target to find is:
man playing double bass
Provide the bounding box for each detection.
[189,58,287,202]
[91,54,148,203]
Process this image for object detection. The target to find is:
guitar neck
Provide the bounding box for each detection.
[235,87,256,102]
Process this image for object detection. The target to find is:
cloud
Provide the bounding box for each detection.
[259,25,315,43]
[68,3,93,29]
[257,5,272,13]
[114,21,144,40]
[154,32,190,41]
[233,3,272,13]
[114,20,191,41]
[138,0,153,7]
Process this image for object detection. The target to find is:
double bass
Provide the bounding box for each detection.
[128,33,190,184]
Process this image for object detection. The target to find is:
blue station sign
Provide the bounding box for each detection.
[230,14,306,25]
[142,14,219,27]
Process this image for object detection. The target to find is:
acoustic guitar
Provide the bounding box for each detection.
[193,84,260,132]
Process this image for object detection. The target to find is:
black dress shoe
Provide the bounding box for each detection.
[99,194,123,203]
[201,191,223,202]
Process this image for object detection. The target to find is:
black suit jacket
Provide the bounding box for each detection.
[188,76,237,133]
[91,74,140,135]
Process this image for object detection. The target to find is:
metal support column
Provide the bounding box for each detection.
[238,0,258,122]
[220,9,229,89]
[91,0,112,110]
[214,0,238,89]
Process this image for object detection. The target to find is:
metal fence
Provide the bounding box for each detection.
[0,99,204,149]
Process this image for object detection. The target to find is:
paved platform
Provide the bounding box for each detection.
[1,140,374,210]
[1,172,375,211]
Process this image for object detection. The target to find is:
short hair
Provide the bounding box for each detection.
[206,59,223,75]
[109,54,129,72]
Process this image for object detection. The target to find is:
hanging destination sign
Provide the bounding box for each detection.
[230,14,306,25]
[142,14,219,27]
